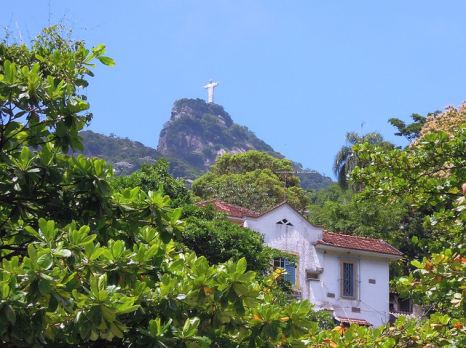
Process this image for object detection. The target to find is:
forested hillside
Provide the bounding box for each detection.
[79,130,159,175]
[78,130,201,178]
[78,98,333,189]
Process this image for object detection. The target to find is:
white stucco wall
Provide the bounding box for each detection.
[244,204,323,300]
[313,249,390,327]
[243,203,392,327]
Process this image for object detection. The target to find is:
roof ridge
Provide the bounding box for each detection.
[320,231,403,256]
[219,201,258,213]
[324,230,389,242]
[197,199,259,217]
[196,198,216,205]
[255,200,288,216]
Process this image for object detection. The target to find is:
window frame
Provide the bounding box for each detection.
[273,256,299,288]
[340,260,358,300]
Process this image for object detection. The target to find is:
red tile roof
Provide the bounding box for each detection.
[196,199,258,218]
[317,231,403,257]
[335,316,372,326]
[199,200,403,257]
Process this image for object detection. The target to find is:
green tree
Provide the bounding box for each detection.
[1,26,463,348]
[333,132,392,189]
[192,151,309,213]
[352,123,466,320]
[0,26,116,241]
[0,27,321,347]
[388,113,429,141]
[112,164,277,273]
[111,159,192,207]
[308,185,404,239]
[181,215,273,273]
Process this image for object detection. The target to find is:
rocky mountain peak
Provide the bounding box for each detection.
[157,98,279,171]
[79,98,332,189]
[170,98,233,126]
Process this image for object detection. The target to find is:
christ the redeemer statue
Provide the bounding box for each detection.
[203,80,219,103]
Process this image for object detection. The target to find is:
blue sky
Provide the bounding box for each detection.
[3,1,466,176]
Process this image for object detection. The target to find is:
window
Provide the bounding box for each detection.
[398,298,413,313]
[390,293,413,314]
[276,218,293,226]
[306,271,320,281]
[274,258,296,285]
[341,261,357,299]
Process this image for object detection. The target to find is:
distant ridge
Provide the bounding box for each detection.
[78,130,200,178]
[79,98,333,190]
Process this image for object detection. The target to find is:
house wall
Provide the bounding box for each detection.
[244,205,323,299]
[313,249,390,327]
[243,204,391,327]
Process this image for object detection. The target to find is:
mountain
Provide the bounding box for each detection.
[78,130,201,178]
[157,98,282,170]
[78,131,159,175]
[157,98,332,189]
[79,98,333,189]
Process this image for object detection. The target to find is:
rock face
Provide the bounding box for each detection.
[79,98,333,189]
[157,98,332,189]
[157,98,282,172]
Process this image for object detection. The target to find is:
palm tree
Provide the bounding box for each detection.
[333,132,391,189]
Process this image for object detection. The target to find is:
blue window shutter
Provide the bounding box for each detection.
[284,259,296,285]
[343,263,354,297]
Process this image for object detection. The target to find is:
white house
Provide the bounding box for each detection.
[198,200,403,327]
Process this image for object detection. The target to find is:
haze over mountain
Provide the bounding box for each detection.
[80,98,332,190]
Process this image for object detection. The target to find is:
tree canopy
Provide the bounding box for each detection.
[333,132,393,189]
[111,159,192,207]
[192,151,309,213]
[0,27,323,347]
[388,113,429,142]
[0,26,464,347]
[351,120,466,321]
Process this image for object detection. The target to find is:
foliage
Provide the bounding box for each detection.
[111,159,192,207]
[302,313,465,347]
[79,130,160,175]
[79,130,201,178]
[157,98,332,190]
[416,104,466,142]
[352,126,465,256]
[1,26,464,347]
[192,151,309,213]
[0,28,326,347]
[0,26,116,236]
[396,186,466,320]
[398,248,466,319]
[0,25,113,154]
[307,185,412,276]
[333,131,393,189]
[180,215,273,273]
[308,185,404,240]
[352,123,466,324]
[210,150,297,181]
[312,112,466,267]
[389,105,465,145]
[388,113,429,142]
[112,165,276,273]
[0,211,328,346]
